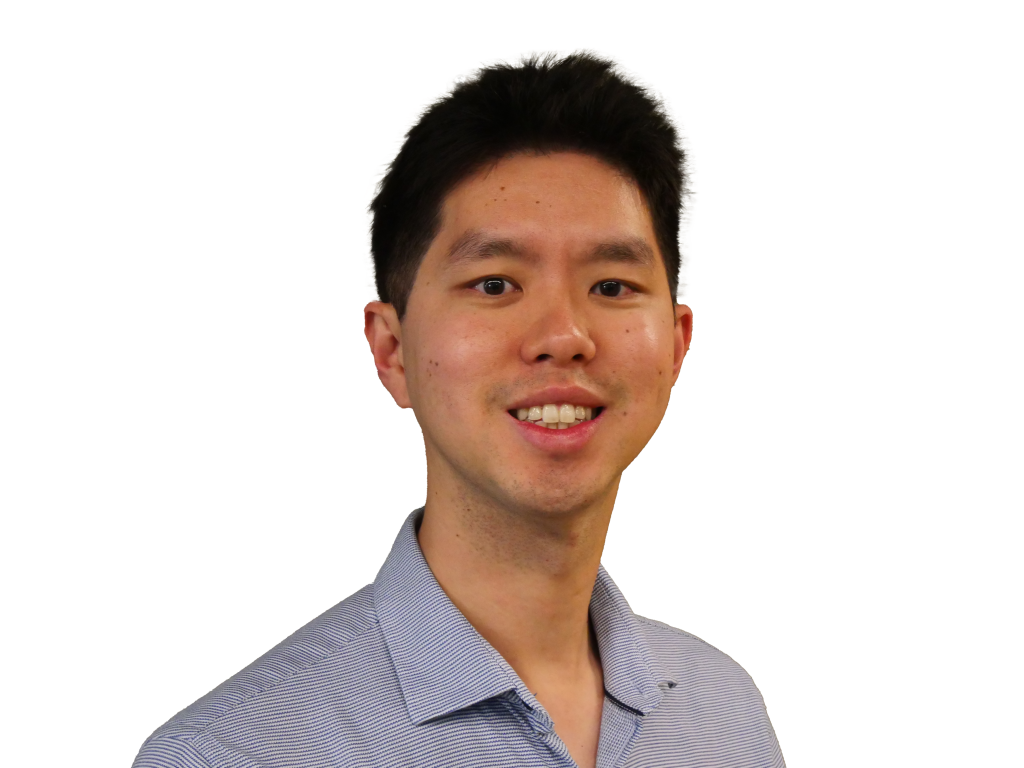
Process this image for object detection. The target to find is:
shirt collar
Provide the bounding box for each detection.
[373,509,671,725]
[590,564,673,714]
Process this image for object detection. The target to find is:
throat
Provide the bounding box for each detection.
[416,499,608,676]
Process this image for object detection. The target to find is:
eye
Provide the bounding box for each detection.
[471,277,518,296]
[591,280,635,298]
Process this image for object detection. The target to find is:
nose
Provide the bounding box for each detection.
[520,294,597,365]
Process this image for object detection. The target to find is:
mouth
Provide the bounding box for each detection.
[507,403,605,429]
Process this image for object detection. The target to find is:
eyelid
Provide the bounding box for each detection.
[468,276,521,294]
[590,279,639,296]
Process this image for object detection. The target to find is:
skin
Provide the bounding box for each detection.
[365,151,692,768]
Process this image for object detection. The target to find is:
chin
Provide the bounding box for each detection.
[491,475,616,519]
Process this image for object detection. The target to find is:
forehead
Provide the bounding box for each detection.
[435,151,659,258]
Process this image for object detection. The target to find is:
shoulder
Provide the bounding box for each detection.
[133,584,380,768]
[635,614,760,691]
[634,615,786,766]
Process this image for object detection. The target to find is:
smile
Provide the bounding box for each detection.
[509,404,603,429]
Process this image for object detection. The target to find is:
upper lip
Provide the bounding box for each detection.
[507,386,605,411]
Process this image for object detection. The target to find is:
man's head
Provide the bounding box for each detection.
[365,54,692,519]
[370,53,686,318]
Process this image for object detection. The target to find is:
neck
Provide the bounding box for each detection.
[417,462,618,694]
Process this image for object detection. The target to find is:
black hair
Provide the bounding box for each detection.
[370,52,686,317]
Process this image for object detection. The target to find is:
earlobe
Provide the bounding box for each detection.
[671,303,693,384]
[364,301,412,408]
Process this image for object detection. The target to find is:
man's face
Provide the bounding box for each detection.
[370,152,691,516]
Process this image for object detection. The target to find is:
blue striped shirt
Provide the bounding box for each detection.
[134,510,785,767]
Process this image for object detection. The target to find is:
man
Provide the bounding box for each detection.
[134,53,785,768]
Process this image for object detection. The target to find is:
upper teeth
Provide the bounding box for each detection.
[516,404,595,429]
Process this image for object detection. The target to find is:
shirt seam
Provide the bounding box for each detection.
[182,736,215,768]
[180,615,382,743]
[138,731,216,767]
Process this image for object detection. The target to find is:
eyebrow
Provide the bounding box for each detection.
[590,237,656,267]
[444,230,528,267]
[444,229,656,269]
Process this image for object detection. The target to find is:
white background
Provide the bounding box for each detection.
[1,2,1021,766]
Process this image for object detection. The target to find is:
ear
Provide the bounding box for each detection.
[671,303,693,385]
[364,301,412,408]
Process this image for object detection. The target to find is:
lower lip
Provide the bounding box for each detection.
[509,411,603,452]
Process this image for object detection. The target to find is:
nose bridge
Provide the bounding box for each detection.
[521,281,596,364]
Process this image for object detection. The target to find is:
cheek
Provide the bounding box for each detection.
[610,314,677,391]
[407,314,512,412]
[611,317,677,453]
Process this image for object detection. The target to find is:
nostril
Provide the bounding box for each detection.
[572,353,585,361]
[536,354,553,361]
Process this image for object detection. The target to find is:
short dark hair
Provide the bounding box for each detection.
[370,52,686,317]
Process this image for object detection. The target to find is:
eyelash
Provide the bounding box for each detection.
[471,277,519,296]
[469,277,638,297]
[590,280,636,298]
